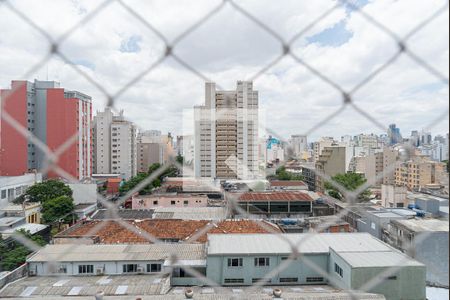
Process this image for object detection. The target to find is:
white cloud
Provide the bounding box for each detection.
[0,0,448,141]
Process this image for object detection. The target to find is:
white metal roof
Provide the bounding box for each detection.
[207,233,392,255]
[153,207,227,220]
[28,243,206,263]
[337,251,424,268]
[393,218,449,232]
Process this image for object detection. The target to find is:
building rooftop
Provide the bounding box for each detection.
[270,181,307,187]
[56,219,280,244]
[0,277,386,299]
[391,218,449,232]
[0,216,24,228]
[337,251,424,268]
[207,233,393,255]
[28,243,206,263]
[0,274,170,298]
[90,209,154,220]
[238,191,313,202]
[1,223,48,236]
[152,207,227,220]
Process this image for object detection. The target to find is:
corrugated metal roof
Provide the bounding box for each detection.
[28,243,206,262]
[238,192,313,202]
[270,181,307,187]
[337,251,424,268]
[393,218,449,232]
[207,233,392,255]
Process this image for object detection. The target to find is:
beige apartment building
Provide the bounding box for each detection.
[93,108,137,179]
[315,146,346,192]
[395,155,442,190]
[194,81,259,180]
[353,152,384,186]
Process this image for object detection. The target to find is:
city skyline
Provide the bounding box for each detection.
[0,0,448,141]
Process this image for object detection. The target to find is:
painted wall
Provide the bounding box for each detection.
[132,195,208,209]
[0,81,28,176]
[46,89,79,179]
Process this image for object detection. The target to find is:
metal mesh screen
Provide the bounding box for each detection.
[0,0,448,299]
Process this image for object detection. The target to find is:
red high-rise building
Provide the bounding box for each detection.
[0,80,92,180]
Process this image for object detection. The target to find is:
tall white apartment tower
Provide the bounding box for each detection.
[194,81,259,180]
[93,108,137,179]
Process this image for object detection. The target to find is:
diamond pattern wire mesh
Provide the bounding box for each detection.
[0,0,449,298]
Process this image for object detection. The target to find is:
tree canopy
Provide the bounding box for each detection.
[119,163,179,195]
[324,172,371,202]
[268,166,305,181]
[41,195,75,224]
[0,230,46,271]
[16,180,72,204]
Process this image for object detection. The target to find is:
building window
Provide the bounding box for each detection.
[171,201,176,205]
[252,278,271,284]
[227,258,243,267]
[1,190,6,199]
[123,264,138,273]
[306,277,324,283]
[153,201,158,205]
[254,257,270,267]
[147,264,161,273]
[334,263,343,277]
[183,200,189,206]
[78,265,94,274]
[280,277,298,283]
[224,278,244,284]
[387,276,397,280]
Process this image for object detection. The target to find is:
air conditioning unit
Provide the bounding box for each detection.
[29,270,36,276]
[137,267,144,273]
[96,267,104,275]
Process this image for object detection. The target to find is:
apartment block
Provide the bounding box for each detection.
[315,146,346,192]
[0,80,92,180]
[93,108,137,179]
[194,81,259,180]
[395,156,443,190]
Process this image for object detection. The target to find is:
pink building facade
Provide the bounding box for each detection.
[0,80,92,180]
[132,193,209,209]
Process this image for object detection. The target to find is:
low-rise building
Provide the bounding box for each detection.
[206,233,425,300]
[381,184,408,208]
[356,208,416,239]
[234,191,314,216]
[131,193,209,209]
[21,233,424,300]
[0,173,42,203]
[385,218,449,287]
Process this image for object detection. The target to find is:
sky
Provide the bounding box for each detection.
[0,0,448,142]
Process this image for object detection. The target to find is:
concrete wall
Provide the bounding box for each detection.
[413,232,449,287]
[68,183,97,204]
[351,266,426,300]
[132,195,208,209]
[206,253,329,286]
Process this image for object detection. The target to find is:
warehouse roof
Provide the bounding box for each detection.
[28,243,206,262]
[207,233,392,255]
[391,218,449,232]
[238,191,313,202]
[337,250,424,268]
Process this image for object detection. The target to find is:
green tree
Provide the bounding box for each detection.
[324,172,371,202]
[16,180,72,204]
[42,195,75,224]
[176,154,184,165]
[270,166,305,181]
[0,230,46,271]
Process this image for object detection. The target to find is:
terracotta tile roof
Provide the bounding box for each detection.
[238,192,313,202]
[56,219,280,244]
[270,180,307,187]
